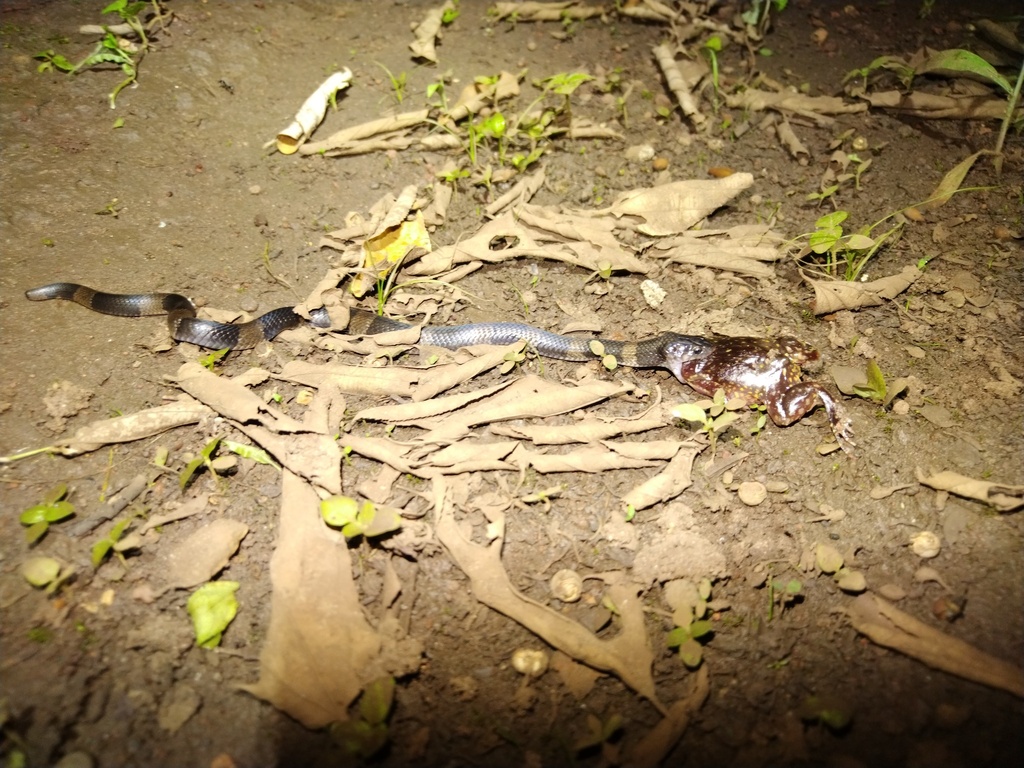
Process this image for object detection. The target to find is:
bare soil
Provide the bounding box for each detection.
[1,1,1022,767]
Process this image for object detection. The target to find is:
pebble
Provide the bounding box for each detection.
[652,156,669,171]
[737,481,767,506]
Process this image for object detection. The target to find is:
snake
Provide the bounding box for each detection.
[25,283,713,381]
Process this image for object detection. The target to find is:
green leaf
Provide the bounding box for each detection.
[671,403,708,423]
[815,210,848,229]
[917,49,1012,95]
[331,719,389,759]
[179,456,204,490]
[321,495,360,528]
[689,619,713,639]
[91,538,114,568]
[20,505,50,525]
[844,233,875,250]
[22,557,61,587]
[223,439,278,467]
[24,521,50,545]
[43,501,75,522]
[359,677,396,726]
[808,226,842,254]
[357,503,403,539]
[187,581,240,648]
[678,637,703,668]
[666,626,689,648]
[43,483,68,505]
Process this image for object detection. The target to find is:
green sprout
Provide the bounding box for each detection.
[672,389,746,453]
[330,677,396,760]
[320,496,402,539]
[19,483,75,545]
[375,62,407,105]
[91,518,132,568]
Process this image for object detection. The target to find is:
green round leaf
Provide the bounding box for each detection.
[187,581,240,648]
[22,557,61,587]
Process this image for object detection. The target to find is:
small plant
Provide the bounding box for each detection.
[199,347,229,369]
[320,495,402,539]
[376,62,407,105]
[767,574,803,620]
[802,210,902,282]
[179,437,237,489]
[700,35,724,113]
[741,0,789,40]
[672,389,746,453]
[330,677,396,760]
[852,359,887,403]
[19,483,75,544]
[34,0,171,109]
[666,578,715,668]
[21,556,75,594]
[800,695,852,732]
[91,518,132,567]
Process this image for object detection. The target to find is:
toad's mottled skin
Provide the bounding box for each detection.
[673,335,854,451]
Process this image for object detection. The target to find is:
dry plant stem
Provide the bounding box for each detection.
[652,44,706,126]
[623,666,710,768]
[849,594,1024,698]
[434,480,665,713]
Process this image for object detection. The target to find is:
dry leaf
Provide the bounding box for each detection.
[241,471,422,727]
[162,519,249,590]
[409,1,454,63]
[599,175,754,236]
[806,264,923,314]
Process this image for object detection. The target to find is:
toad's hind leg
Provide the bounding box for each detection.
[767,382,855,452]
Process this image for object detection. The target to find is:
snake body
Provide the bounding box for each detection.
[26,283,713,381]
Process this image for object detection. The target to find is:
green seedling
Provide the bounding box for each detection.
[179,437,236,489]
[803,209,902,282]
[700,35,724,112]
[800,695,852,732]
[376,62,407,105]
[666,577,714,668]
[767,575,802,620]
[672,389,746,453]
[187,580,239,648]
[441,1,460,24]
[574,713,623,762]
[19,483,75,544]
[21,556,75,595]
[330,677,396,760]
[199,347,229,370]
[805,184,839,208]
[846,48,1012,97]
[852,359,886,403]
[320,495,402,539]
[667,620,713,668]
[91,518,131,568]
[588,340,618,372]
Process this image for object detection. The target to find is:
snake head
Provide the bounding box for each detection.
[660,333,713,384]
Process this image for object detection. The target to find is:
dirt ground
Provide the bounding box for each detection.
[1,1,1022,766]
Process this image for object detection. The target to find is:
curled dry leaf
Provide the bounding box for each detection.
[621,443,702,511]
[408,1,455,63]
[275,70,352,154]
[806,264,923,315]
[916,468,1024,513]
[600,175,755,237]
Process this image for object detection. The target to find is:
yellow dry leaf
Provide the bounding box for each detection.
[351,211,432,297]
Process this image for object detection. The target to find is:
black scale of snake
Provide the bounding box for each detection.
[25,283,713,380]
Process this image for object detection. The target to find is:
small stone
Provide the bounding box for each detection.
[248,185,261,195]
[652,156,670,171]
[765,480,789,493]
[737,481,767,506]
[625,144,655,163]
[911,531,941,559]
